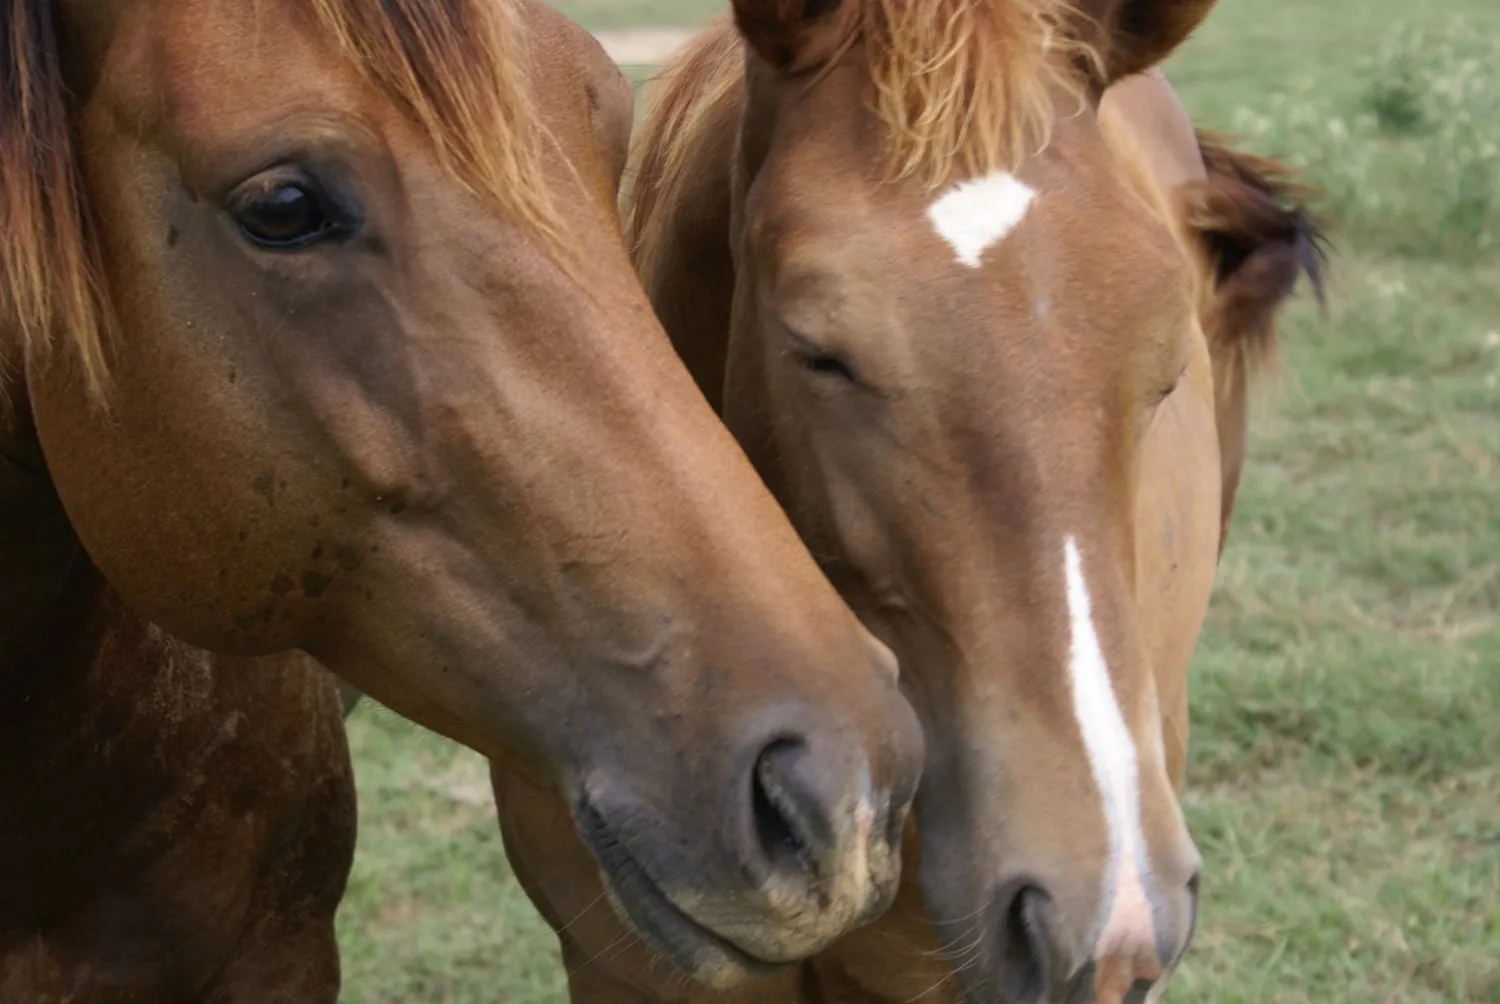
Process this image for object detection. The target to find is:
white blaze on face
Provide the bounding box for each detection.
[926,171,1036,268]
[1062,537,1157,961]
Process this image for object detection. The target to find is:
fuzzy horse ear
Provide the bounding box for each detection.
[731,0,844,70]
[1181,131,1328,362]
[1078,0,1220,83]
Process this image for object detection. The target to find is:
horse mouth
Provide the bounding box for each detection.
[572,796,786,987]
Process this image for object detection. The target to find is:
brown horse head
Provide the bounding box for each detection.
[625,0,1273,999]
[0,0,926,981]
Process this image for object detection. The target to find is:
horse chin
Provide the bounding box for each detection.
[571,795,788,989]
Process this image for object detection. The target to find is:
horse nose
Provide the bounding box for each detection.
[1091,869,1200,1004]
[988,882,1057,1003]
[986,871,1199,1004]
[737,730,903,921]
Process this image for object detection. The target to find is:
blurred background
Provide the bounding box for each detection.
[336,0,1500,1000]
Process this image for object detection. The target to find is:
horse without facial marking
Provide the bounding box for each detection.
[496,1,1324,1002]
[1,0,926,993]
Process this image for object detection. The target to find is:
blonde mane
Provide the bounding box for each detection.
[622,20,744,287]
[1,0,558,405]
[627,0,1103,272]
[847,0,1100,188]
[307,0,557,241]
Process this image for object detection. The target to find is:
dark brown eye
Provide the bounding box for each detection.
[231,180,338,249]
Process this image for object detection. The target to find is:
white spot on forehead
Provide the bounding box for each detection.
[925,171,1035,269]
[1062,537,1156,959]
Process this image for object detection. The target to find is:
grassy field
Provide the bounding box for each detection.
[336,0,1500,1000]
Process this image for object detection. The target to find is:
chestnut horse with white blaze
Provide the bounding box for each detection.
[493,0,1323,1002]
[0,0,926,998]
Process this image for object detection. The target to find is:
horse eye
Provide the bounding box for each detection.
[1156,364,1188,404]
[783,328,861,386]
[230,179,338,250]
[799,350,858,383]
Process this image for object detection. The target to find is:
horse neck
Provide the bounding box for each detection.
[626,43,743,410]
[1,541,239,915]
[0,390,343,921]
[632,166,737,409]
[0,386,158,754]
[2,403,199,876]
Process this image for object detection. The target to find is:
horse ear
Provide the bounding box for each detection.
[1181,131,1327,358]
[1080,0,1219,83]
[731,0,844,70]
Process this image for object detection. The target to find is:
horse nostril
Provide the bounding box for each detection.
[750,739,842,883]
[993,883,1053,1004]
[1180,870,1202,960]
[751,742,808,872]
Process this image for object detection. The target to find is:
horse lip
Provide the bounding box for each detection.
[571,794,788,985]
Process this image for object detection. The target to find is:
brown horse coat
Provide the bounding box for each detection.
[494,10,1322,1004]
[3,365,352,1002]
[3,0,925,997]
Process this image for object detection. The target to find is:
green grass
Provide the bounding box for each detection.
[336,0,1500,1000]
[543,0,720,29]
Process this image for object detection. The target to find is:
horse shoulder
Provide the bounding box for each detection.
[0,588,353,1001]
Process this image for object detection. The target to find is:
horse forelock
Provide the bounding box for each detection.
[306,0,564,248]
[632,0,1106,217]
[1,0,566,409]
[836,0,1103,189]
